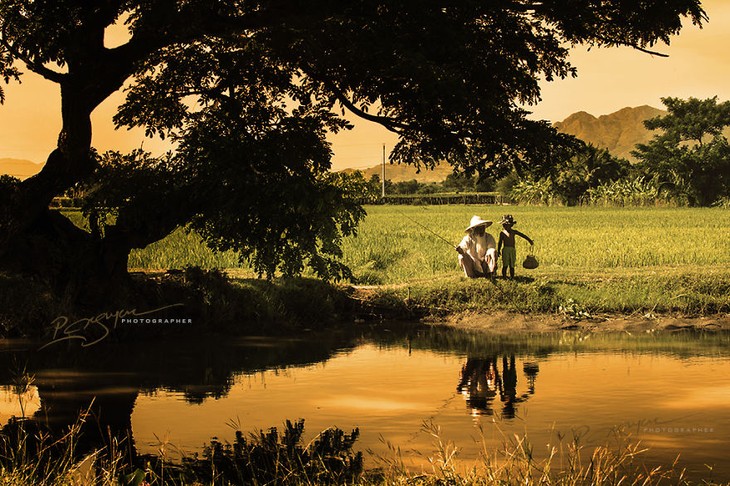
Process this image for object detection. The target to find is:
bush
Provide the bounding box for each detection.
[180,420,363,485]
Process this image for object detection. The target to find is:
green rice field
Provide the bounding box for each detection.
[129,205,730,285]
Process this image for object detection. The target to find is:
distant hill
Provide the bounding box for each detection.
[341,161,453,183]
[553,105,666,162]
[0,158,42,180]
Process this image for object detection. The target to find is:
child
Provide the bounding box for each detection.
[497,214,533,278]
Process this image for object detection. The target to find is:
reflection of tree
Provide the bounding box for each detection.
[457,355,539,418]
[0,332,358,460]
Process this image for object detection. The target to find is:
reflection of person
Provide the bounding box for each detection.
[523,362,540,394]
[497,214,533,279]
[458,355,538,418]
[457,357,500,415]
[499,355,520,418]
[456,215,497,278]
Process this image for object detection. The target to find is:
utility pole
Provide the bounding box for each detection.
[381,143,386,198]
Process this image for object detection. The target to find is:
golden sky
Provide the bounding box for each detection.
[1,0,729,171]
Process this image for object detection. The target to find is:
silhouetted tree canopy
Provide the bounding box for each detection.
[0,0,707,290]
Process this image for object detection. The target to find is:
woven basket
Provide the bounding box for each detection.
[522,254,539,269]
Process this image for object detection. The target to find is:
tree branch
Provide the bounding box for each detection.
[0,34,65,83]
[323,80,408,133]
[593,35,669,57]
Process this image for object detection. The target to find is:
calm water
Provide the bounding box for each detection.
[1,326,729,480]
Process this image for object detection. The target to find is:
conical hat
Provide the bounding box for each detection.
[465,215,492,232]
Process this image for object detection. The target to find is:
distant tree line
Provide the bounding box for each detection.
[361,172,496,199]
[355,96,730,207]
[513,96,730,207]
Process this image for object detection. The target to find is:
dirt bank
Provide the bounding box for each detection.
[440,311,730,334]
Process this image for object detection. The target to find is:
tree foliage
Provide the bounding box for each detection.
[509,143,630,206]
[633,96,730,206]
[0,0,708,285]
[549,145,630,205]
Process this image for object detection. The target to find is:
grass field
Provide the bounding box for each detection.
[129,205,730,281]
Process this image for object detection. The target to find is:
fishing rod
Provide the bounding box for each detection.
[393,207,457,249]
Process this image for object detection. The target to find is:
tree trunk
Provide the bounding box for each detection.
[0,82,135,305]
[0,207,133,304]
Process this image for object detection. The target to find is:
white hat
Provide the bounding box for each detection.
[465,215,492,232]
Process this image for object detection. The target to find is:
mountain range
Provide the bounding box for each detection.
[553,105,665,162]
[1,106,667,182]
[0,158,42,180]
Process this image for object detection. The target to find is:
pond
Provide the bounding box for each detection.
[1,324,729,481]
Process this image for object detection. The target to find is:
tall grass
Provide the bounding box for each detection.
[3,414,727,485]
[128,229,243,271]
[0,387,130,485]
[368,421,721,486]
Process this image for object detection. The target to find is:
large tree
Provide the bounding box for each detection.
[633,96,730,206]
[0,0,706,299]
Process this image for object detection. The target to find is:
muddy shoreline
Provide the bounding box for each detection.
[438,311,730,334]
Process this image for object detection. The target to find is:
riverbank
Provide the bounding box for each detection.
[2,269,730,485]
[347,266,730,329]
[440,310,730,334]
[2,265,729,339]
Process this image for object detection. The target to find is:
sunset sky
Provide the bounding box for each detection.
[1,0,729,172]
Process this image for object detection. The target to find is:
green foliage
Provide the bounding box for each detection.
[633,96,730,206]
[442,173,475,192]
[496,171,520,197]
[81,145,368,281]
[363,172,497,198]
[585,176,664,206]
[387,178,421,195]
[101,35,370,279]
[509,144,630,206]
[549,145,630,205]
[180,420,363,485]
[510,178,557,206]
[80,149,188,239]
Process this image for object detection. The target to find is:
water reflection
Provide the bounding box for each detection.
[0,326,728,479]
[0,332,361,460]
[457,355,538,417]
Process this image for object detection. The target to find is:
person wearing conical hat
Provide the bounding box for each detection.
[497,214,533,279]
[456,215,497,278]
